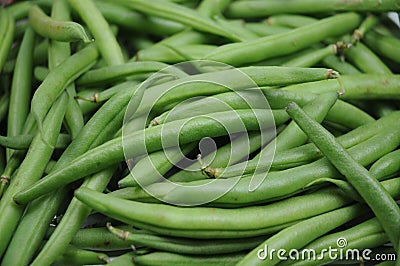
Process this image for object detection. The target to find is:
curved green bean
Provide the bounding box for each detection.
[28,5,91,43]
[203,13,361,66]
[286,101,400,251]
[0,133,70,150]
[31,43,98,132]
[7,26,35,159]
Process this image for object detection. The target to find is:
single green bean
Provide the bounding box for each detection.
[75,81,139,103]
[364,30,400,64]
[237,204,368,266]
[322,54,361,75]
[266,14,317,28]
[70,226,136,251]
[284,74,400,100]
[0,147,4,178]
[53,245,109,265]
[244,23,291,37]
[0,93,68,257]
[136,66,337,117]
[107,0,242,41]
[75,186,353,235]
[370,149,400,180]
[76,61,170,87]
[203,13,361,66]
[28,5,91,43]
[31,43,98,132]
[107,252,135,266]
[107,223,267,255]
[351,14,379,44]
[136,44,217,63]
[7,27,35,159]
[286,101,400,251]
[226,0,400,17]
[69,0,124,65]
[344,42,392,74]
[0,8,14,72]
[14,109,284,204]
[0,133,71,150]
[282,44,337,68]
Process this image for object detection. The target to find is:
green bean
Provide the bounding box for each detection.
[237,204,368,266]
[156,125,400,206]
[370,149,400,180]
[74,186,353,235]
[286,101,400,251]
[0,133,71,150]
[28,5,91,43]
[14,109,284,204]
[226,0,400,17]
[136,44,216,63]
[266,14,317,28]
[33,66,48,82]
[107,252,135,266]
[0,8,14,72]
[151,90,287,126]
[0,147,4,176]
[203,13,361,66]
[137,66,337,116]
[118,143,196,188]
[0,92,9,124]
[70,226,135,251]
[282,44,337,67]
[53,245,109,265]
[284,74,400,100]
[280,217,388,266]
[107,0,242,42]
[7,27,35,159]
[75,81,139,103]
[245,23,292,37]
[344,42,392,74]
[0,92,67,257]
[364,30,400,64]
[95,1,184,36]
[76,61,170,87]
[69,0,124,66]
[31,43,98,132]
[351,14,379,44]
[133,251,244,266]
[168,131,269,183]
[107,223,267,255]
[211,92,338,179]
[321,54,361,75]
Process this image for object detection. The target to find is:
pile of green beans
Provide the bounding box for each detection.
[0,0,399,265]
